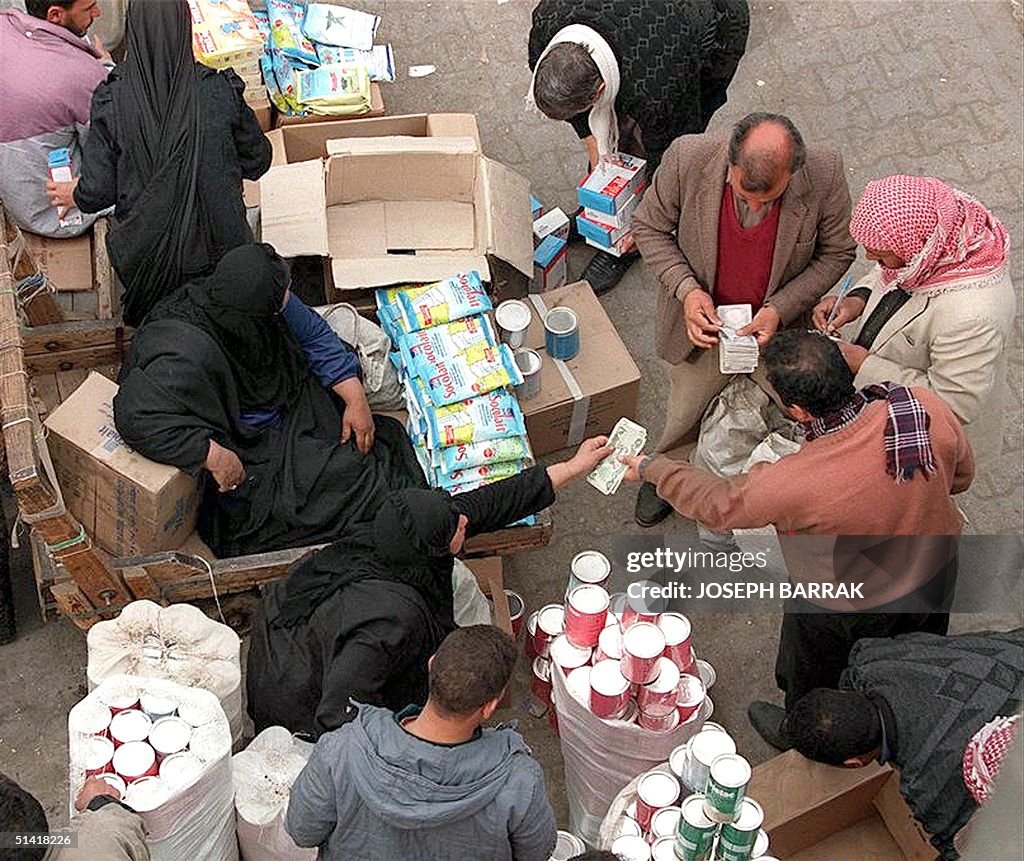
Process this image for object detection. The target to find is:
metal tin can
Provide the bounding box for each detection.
[651,835,677,860]
[639,706,681,733]
[99,773,127,796]
[658,612,695,672]
[159,751,204,790]
[565,665,592,709]
[504,589,525,639]
[702,721,727,734]
[676,793,718,861]
[123,775,169,812]
[651,805,683,840]
[549,830,586,860]
[638,657,681,717]
[109,709,153,747]
[79,735,115,778]
[495,299,531,349]
[621,622,666,684]
[69,699,113,738]
[676,673,707,722]
[685,730,737,794]
[715,799,764,860]
[549,634,592,674]
[149,716,192,760]
[590,659,631,719]
[751,829,770,858]
[139,692,177,722]
[610,833,652,860]
[568,550,612,595]
[621,605,660,630]
[532,604,565,659]
[635,770,681,832]
[513,348,543,400]
[703,754,751,823]
[544,306,580,360]
[97,685,140,714]
[564,584,609,648]
[594,624,624,662]
[531,657,552,705]
[176,699,216,728]
[524,611,540,659]
[696,659,717,690]
[113,740,158,781]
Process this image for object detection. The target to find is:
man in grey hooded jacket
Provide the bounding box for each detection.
[286,624,557,861]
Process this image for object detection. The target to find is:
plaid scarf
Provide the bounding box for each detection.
[804,382,937,483]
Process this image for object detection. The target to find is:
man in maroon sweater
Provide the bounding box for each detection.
[631,112,855,527]
[621,330,973,748]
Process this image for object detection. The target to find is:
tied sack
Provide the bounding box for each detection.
[86,600,244,743]
[317,303,404,411]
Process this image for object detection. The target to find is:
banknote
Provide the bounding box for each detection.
[587,417,648,495]
[717,303,758,373]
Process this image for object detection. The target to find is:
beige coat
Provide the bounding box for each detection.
[852,267,1016,466]
[48,804,149,861]
[632,134,857,364]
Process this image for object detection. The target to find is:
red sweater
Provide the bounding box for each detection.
[713,189,780,309]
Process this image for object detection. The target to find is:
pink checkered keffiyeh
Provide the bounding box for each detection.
[849,175,1009,294]
[963,713,1021,805]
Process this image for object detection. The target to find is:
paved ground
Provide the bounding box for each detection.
[1,0,1022,838]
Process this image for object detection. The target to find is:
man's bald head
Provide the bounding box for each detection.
[728,112,807,194]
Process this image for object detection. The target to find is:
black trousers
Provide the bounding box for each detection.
[775,556,957,710]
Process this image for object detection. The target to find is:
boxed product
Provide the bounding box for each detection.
[749,751,937,860]
[531,194,544,220]
[189,0,263,70]
[585,234,636,258]
[533,207,570,247]
[582,185,645,228]
[532,234,567,294]
[577,154,647,217]
[575,212,631,249]
[42,372,203,557]
[260,113,532,293]
[516,281,641,455]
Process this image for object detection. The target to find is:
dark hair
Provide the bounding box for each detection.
[763,330,856,416]
[788,689,882,766]
[429,625,517,716]
[25,0,75,19]
[0,773,48,861]
[728,112,807,192]
[534,43,603,121]
[570,853,624,861]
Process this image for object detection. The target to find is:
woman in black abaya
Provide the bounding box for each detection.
[48,0,271,326]
[113,244,424,558]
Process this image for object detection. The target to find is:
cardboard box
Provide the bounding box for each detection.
[23,231,94,292]
[532,207,569,247]
[251,103,273,133]
[530,194,544,220]
[516,281,641,455]
[585,234,636,258]
[273,82,386,127]
[43,372,203,557]
[576,212,631,248]
[749,751,938,861]
[583,184,645,229]
[577,154,647,216]
[260,113,532,294]
[532,235,567,293]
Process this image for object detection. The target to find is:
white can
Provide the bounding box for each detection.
[69,699,112,738]
[139,692,177,721]
[650,805,682,839]
[651,836,678,861]
[123,775,170,812]
[159,751,204,790]
[109,709,153,747]
[549,634,592,674]
[568,550,612,594]
[610,833,652,861]
[621,622,666,684]
[149,716,192,759]
[686,729,737,793]
[513,349,543,400]
[99,773,127,796]
[565,665,592,708]
[495,299,531,349]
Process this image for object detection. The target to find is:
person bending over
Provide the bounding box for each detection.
[286,625,558,861]
[789,628,1023,860]
[247,437,611,738]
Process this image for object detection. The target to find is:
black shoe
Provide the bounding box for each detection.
[635,481,672,528]
[581,249,639,295]
[567,206,586,244]
[748,701,793,751]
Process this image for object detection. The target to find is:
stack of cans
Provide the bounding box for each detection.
[603,726,774,861]
[523,551,717,735]
[68,681,223,813]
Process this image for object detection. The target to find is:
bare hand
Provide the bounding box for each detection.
[682,289,722,349]
[46,178,78,216]
[75,777,119,812]
[618,453,645,483]
[837,340,869,373]
[205,439,246,492]
[568,435,613,477]
[812,294,867,334]
[583,135,600,172]
[737,305,782,348]
[341,394,374,454]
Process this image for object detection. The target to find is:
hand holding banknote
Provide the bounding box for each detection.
[587,418,648,495]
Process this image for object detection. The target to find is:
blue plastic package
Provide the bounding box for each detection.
[434,435,532,474]
[423,388,526,448]
[414,342,524,407]
[397,271,491,333]
[398,315,496,372]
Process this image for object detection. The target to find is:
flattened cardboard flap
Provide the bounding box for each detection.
[480,157,533,277]
[330,254,490,292]
[261,160,329,257]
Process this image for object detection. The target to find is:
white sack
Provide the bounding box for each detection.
[233,727,317,861]
[86,600,244,742]
[452,558,492,628]
[69,674,237,861]
[317,303,405,411]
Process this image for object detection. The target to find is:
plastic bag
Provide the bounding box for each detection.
[295,62,371,116]
[435,460,525,491]
[301,3,380,50]
[423,389,527,448]
[551,662,706,847]
[86,601,244,743]
[398,315,496,372]
[435,435,531,474]
[267,0,318,65]
[315,44,396,82]
[414,342,523,407]
[452,558,492,627]
[317,303,404,411]
[397,271,491,332]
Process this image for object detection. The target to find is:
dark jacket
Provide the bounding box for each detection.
[286,704,557,861]
[528,0,749,168]
[75,64,270,275]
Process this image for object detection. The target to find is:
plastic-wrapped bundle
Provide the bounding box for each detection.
[434,435,531,474]
[434,461,524,491]
[375,285,429,341]
[397,316,496,373]
[86,601,243,743]
[421,389,527,449]
[68,675,237,861]
[396,271,491,332]
[315,44,396,82]
[267,0,318,65]
[413,342,523,407]
[294,62,371,116]
[233,727,317,861]
[301,3,380,50]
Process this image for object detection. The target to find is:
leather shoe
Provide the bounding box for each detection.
[581,249,639,295]
[748,701,793,751]
[635,481,672,528]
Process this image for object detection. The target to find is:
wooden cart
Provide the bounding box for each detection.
[0,206,551,631]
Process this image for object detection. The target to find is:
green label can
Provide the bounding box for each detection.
[702,754,751,823]
[714,798,763,860]
[676,794,718,861]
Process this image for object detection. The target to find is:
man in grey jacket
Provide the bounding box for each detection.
[286,625,557,861]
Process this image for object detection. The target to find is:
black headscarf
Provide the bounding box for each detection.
[144,243,309,412]
[271,488,461,629]
[107,0,204,326]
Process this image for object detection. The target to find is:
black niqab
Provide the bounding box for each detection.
[107,0,204,326]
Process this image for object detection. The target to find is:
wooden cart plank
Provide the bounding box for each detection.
[54,368,88,401]
[93,218,114,320]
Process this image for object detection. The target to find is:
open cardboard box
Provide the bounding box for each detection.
[259,113,532,297]
[749,750,938,860]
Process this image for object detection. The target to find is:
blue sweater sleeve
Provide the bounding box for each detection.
[281,293,361,388]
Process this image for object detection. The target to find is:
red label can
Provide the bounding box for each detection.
[621,622,667,684]
[532,604,565,659]
[658,612,695,673]
[531,657,552,705]
[549,634,592,674]
[113,740,159,781]
[109,710,153,748]
[80,735,115,778]
[590,659,631,719]
[637,657,681,717]
[564,584,609,648]
[635,770,681,832]
[504,590,525,639]
[594,625,624,662]
[676,673,707,722]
